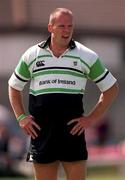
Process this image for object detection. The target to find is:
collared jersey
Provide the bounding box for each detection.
[8,39,117,120]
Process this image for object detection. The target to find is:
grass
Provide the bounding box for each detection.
[87,175,125,180]
[0,175,125,180]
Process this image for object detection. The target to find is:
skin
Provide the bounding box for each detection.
[48,10,74,57]
[67,84,119,136]
[8,86,41,139]
[8,8,119,180]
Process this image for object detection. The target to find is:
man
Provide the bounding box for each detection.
[8,8,118,180]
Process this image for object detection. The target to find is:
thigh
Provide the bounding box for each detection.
[62,160,87,180]
[33,161,60,180]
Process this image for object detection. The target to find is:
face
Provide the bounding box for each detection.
[48,12,74,49]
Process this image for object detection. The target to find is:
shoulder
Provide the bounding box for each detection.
[21,41,45,63]
[23,43,40,57]
[75,41,98,58]
[74,41,99,66]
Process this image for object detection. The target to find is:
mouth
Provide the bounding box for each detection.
[62,35,70,40]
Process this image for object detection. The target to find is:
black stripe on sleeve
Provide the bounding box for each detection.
[95,70,109,83]
[14,72,28,82]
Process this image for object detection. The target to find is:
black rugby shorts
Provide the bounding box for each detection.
[26,117,88,163]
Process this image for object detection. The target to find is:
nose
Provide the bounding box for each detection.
[63,26,71,33]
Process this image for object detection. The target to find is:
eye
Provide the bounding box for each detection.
[68,25,73,28]
[58,25,65,28]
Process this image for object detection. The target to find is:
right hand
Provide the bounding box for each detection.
[19,115,41,139]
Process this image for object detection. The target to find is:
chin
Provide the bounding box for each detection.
[63,39,70,44]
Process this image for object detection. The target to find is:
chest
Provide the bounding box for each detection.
[32,55,82,73]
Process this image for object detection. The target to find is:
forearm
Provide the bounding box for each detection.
[68,83,119,136]
[8,86,25,118]
[87,94,112,123]
[87,83,119,124]
[8,86,41,139]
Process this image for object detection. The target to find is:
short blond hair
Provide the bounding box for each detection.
[49,8,73,24]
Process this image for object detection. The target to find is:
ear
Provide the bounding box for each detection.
[48,24,53,33]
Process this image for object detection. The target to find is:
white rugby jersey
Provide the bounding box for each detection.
[9,37,116,95]
[8,37,117,119]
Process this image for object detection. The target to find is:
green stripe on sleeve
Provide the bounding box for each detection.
[88,58,105,80]
[16,59,31,79]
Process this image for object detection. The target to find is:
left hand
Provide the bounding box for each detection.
[67,116,92,136]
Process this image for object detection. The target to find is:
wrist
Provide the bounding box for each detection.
[17,114,27,122]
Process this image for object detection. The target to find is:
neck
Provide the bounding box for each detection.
[49,42,68,58]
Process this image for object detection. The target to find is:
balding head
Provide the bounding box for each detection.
[49,8,73,25]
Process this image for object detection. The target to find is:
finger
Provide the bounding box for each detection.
[28,125,38,138]
[67,119,78,125]
[23,127,35,139]
[78,128,84,136]
[70,124,82,135]
[26,127,37,139]
[31,121,41,130]
[70,123,80,133]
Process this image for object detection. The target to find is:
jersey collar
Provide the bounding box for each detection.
[38,36,76,50]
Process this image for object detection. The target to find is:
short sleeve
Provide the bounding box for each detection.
[88,58,117,92]
[8,56,31,91]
